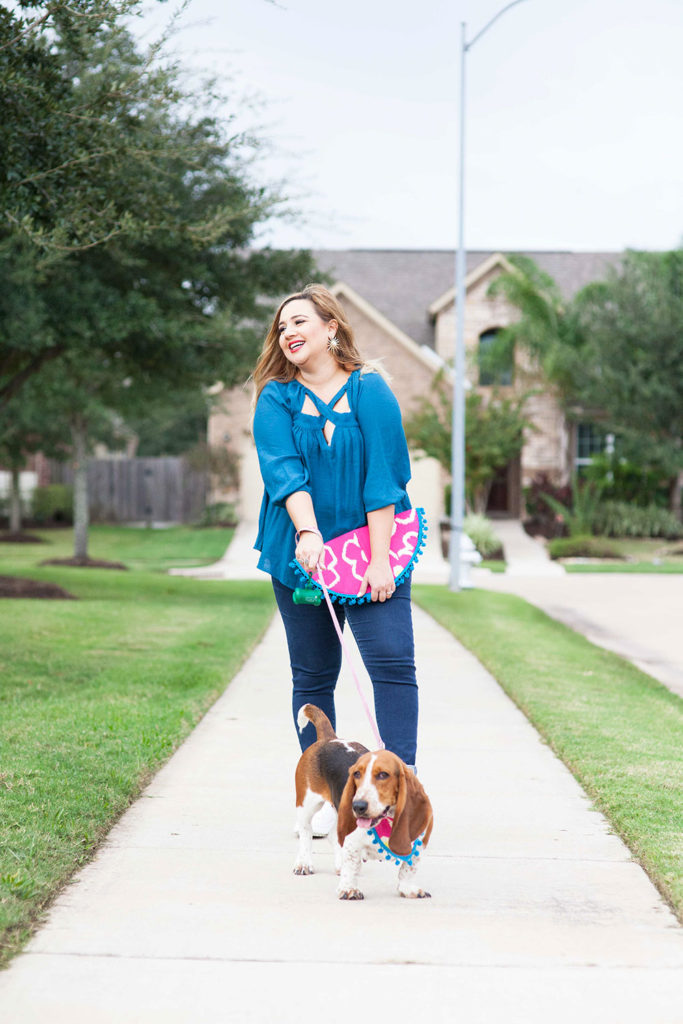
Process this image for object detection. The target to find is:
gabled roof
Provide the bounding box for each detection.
[330,280,447,374]
[428,252,516,317]
[313,249,622,349]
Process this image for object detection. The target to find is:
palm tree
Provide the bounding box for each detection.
[486,254,586,404]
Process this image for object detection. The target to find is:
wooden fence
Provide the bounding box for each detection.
[53,457,208,524]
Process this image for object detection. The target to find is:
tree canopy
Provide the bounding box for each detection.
[1,1,316,411]
[573,250,683,477]
[403,372,531,513]
[489,249,683,509]
[1,0,318,557]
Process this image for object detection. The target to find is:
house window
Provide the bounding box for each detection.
[575,423,614,474]
[478,328,513,386]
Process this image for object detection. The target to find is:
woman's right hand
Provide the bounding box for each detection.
[295,530,324,574]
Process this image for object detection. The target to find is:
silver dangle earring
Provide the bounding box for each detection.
[328,336,340,352]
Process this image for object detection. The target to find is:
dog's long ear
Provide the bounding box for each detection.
[337,769,358,847]
[389,766,433,857]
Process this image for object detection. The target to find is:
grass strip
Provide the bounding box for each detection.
[551,536,683,573]
[564,562,683,574]
[479,559,506,573]
[413,585,683,922]
[0,528,273,967]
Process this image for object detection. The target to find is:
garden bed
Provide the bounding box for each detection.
[0,575,76,600]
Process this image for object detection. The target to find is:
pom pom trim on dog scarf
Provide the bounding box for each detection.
[367,816,424,867]
[290,507,427,604]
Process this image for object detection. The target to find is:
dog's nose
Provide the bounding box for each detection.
[352,800,368,816]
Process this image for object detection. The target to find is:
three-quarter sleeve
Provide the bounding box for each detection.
[253,383,311,506]
[355,372,411,512]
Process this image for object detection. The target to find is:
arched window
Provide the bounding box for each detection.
[478,328,513,387]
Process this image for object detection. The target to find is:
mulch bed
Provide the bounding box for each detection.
[0,532,48,544]
[522,518,568,540]
[39,557,128,570]
[0,576,77,600]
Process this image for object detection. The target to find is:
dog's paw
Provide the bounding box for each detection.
[338,888,364,900]
[399,888,431,899]
[293,863,314,876]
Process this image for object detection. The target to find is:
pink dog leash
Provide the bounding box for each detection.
[316,566,385,750]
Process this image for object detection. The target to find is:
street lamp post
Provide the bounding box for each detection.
[449,0,528,591]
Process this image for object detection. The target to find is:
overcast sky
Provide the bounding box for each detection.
[134,0,683,252]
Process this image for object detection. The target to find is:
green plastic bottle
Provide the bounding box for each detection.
[292,582,322,606]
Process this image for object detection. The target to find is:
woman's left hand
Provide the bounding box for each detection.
[358,558,396,603]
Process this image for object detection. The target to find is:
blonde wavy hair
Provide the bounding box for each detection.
[251,284,385,406]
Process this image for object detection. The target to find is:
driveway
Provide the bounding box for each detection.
[475,571,683,699]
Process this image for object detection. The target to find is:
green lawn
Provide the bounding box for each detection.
[2,524,233,573]
[413,585,683,923]
[0,527,274,967]
[559,537,683,573]
[565,561,683,573]
[479,559,506,573]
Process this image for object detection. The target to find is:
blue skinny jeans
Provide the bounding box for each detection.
[272,577,418,765]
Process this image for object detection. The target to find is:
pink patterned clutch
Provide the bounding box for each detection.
[291,508,427,604]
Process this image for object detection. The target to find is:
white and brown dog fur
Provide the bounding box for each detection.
[294,704,434,899]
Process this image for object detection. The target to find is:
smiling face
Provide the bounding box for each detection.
[278,298,337,371]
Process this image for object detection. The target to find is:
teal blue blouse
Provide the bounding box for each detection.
[253,369,412,588]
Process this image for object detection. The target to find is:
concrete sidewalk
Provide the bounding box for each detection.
[1,603,682,1022]
[488,519,565,577]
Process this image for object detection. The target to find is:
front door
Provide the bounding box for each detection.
[485,456,521,517]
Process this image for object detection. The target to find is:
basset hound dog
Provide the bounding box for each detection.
[294,704,369,878]
[294,704,434,900]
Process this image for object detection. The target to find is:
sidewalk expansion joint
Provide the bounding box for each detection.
[24,952,683,970]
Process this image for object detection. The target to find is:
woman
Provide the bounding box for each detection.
[252,284,419,774]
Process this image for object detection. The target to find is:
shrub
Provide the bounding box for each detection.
[590,502,682,539]
[195,502,238,528]
[584,454,670,508]
[464,514,504,559]
[548,535,623,560]
[524,473,571,538]
[540,476,604,538]
[31,485,73,524]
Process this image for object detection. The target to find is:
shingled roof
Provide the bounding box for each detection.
[313,249,622,349]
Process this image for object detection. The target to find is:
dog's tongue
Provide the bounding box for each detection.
[357,817,393,839]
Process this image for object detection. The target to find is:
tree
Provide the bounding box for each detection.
[486,254,585,398]
[574,251,683,514]
[1,1,197,255]
[25,354,133,559]
[1,5,312,410]
[1,10,317,560]
[464,392,530,512]
[403,372,531,513]
[490,251,683,516]
[126,388,210,457]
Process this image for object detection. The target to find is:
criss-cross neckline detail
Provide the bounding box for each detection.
[298,377,352,446]
[299,378,349,415]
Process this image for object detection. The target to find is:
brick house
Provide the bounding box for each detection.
[208,249,621,525]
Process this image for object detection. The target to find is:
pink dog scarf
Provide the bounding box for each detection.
[367,816,424,867]
[291,508,427,604]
